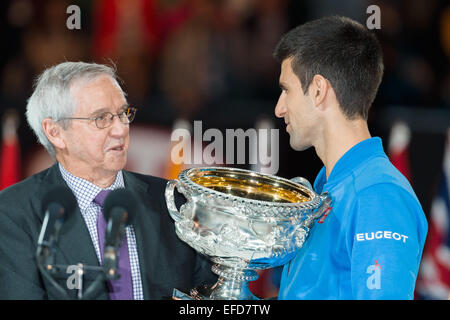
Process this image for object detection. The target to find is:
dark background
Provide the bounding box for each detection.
[0,0,449,298]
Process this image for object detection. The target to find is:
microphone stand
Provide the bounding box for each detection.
[36,253,71,300]
[36,200,129,299]
[36,243,114,300]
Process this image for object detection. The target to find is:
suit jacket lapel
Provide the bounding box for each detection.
[122,171,162,300]
[37,163,100,268]
[34,163,106,300]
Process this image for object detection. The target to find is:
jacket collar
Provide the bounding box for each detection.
[314,137,386,193]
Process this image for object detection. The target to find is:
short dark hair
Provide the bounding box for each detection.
[273,16,384,120]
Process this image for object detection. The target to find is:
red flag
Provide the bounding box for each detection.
[415,129,450,299]
[388,121,412,182]
[0,110,20,190]
[92,0,193,59]
[248,268,281,299]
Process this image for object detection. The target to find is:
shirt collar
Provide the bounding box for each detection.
[58,162,125,211]
[314,137,386,193]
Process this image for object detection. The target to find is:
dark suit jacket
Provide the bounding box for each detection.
[0,163,216,299]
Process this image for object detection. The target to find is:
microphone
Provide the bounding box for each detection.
[36,185,77,269]
[102,188,138,279]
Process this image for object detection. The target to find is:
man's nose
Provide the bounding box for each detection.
[109,115,129,137]
[275,94,286,118]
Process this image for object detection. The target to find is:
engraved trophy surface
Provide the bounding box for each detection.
[165,167,332,300]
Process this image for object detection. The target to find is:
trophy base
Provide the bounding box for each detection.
[172,276,260,300]
[172,286,216,300]
[172,288,197,300]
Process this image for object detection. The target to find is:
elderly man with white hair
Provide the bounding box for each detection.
[0,61,216,300]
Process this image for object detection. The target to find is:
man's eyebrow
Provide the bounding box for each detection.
[89,103,130,117]
[89,107,109,117]
[279,81,288,90]
[117,103,130,112]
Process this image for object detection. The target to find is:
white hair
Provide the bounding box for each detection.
[26,61,122,158]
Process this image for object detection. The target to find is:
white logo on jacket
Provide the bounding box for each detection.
[356,231,408,243]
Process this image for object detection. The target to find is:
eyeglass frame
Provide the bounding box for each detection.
[56,106,137,129]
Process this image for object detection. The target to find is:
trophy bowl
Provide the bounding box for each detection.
[165,167,332,300]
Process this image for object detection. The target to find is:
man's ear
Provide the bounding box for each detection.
[41,118,66,150]
[309,74,329,110]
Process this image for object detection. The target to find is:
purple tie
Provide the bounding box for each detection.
[94,190,134,300]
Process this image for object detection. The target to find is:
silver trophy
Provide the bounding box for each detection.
[165,167,332,300]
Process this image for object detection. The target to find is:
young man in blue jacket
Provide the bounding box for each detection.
[273,16,428,299]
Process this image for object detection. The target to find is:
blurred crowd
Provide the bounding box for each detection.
[0,0,450,300]
[0,0,449,198]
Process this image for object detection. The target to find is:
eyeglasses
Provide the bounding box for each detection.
[57,107,137,129]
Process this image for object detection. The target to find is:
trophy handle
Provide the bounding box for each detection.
[165,179,184,222]
[290,176,313,190]
[314,192,332,219]
[301,191,332,229]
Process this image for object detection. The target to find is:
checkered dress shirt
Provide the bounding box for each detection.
[59,163,144,300]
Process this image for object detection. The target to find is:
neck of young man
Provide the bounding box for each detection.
[315,117,371,180]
